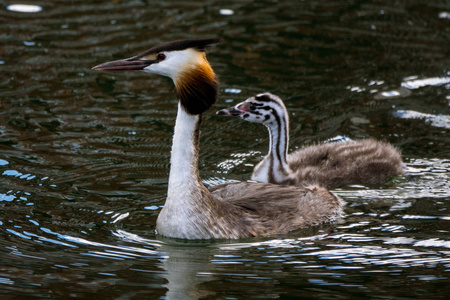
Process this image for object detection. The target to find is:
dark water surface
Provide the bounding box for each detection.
[1,0,450,298]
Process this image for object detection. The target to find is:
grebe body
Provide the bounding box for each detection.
[93,40,343,239]
[217,93,403,188]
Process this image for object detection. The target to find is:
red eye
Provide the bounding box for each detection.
[157,53,166,61]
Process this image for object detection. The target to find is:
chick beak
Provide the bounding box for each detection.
[216,107,245,117]
[217,101,252,117]
[92,57,156,71]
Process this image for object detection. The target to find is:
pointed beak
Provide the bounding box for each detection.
[92,57,156,71]
[216,106,245,117]
[216,101,251,117]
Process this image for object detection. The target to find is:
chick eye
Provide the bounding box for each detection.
[157,53,166,61]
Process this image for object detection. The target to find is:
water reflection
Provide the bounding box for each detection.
[160,243,216,299]
[395,110,450,129]
[116,230,218,298]
[401,74,450,90]
[335,158,449,200]
[6,4,43,13]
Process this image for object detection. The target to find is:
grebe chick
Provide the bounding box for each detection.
[93,39,342,240]
[217,93,404,189]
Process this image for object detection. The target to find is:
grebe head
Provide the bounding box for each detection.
[217,92,287,126]
[92,38,221,115]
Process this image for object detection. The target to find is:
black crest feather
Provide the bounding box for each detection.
[136,38,222,58]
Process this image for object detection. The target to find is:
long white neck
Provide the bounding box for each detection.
[168,103,202,192]
[156,103,207,238]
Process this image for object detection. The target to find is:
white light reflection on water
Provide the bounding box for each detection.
[415,239,450,248]
[335,158,450,200]
[6,224,162,262]
[216,151,259,173]
[60,232,162,257]
[6,4,42,13]
[401,74,450,89]
[215,234,450,271]
[362,73,450,99]
[0,193,16,202]
[305,246,450,268]
[219,9,234,16]
[111,212,129,224]
[224,88,241,93]
[394,110,450,129]
[219,234,328,251]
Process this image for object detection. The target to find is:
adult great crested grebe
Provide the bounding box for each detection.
[217,93,404,189]
[92,39,343,240]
